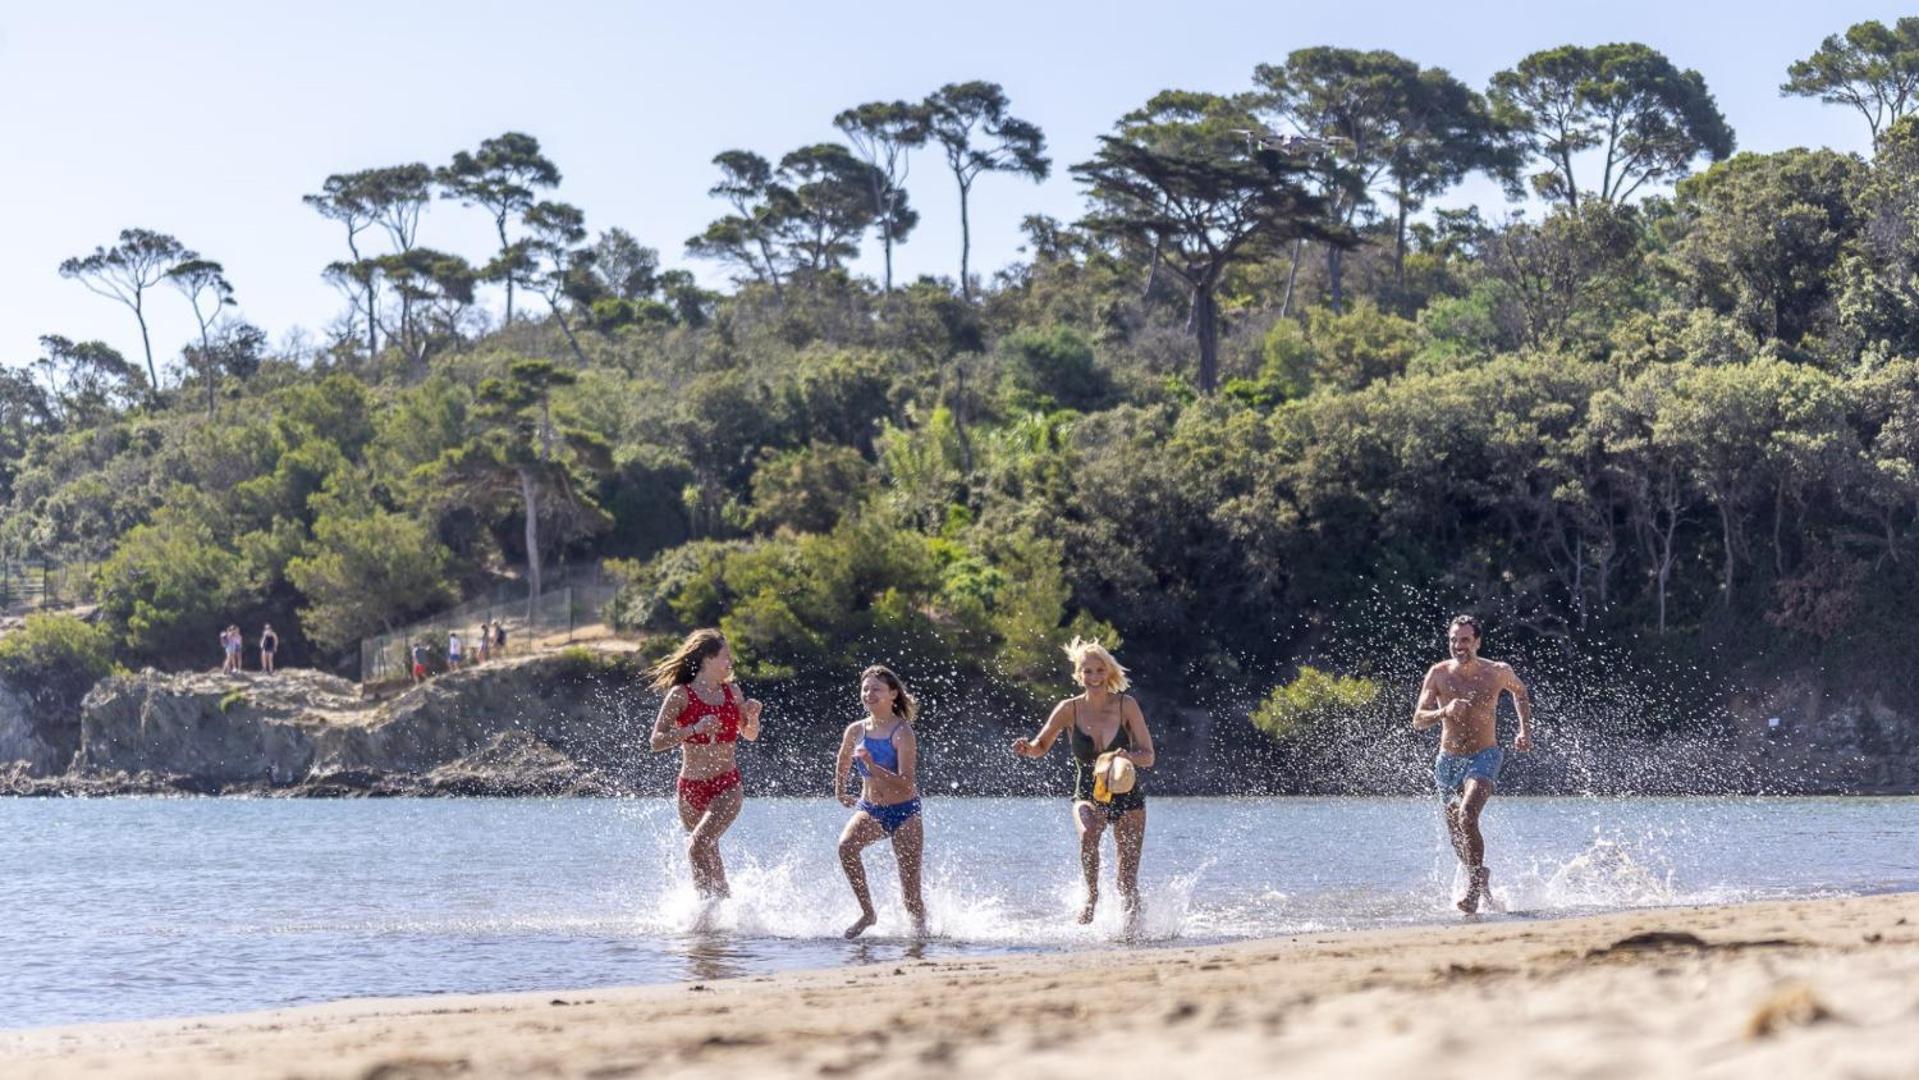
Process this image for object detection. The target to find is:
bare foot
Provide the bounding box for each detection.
[1077,896,1098,925]
[1457,867,1490,915]
[844,912,877,939]
[910,914,930,939]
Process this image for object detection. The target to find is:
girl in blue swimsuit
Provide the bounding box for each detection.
[834,664,928,939]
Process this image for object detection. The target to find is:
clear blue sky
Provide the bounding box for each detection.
[0,1,1894,373]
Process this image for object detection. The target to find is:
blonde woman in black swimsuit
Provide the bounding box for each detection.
[1011,637,1156,930]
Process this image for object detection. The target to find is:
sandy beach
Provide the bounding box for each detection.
[6,891,1917,1080]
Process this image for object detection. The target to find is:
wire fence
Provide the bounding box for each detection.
[0,558,85,616]
[357,578,620,687]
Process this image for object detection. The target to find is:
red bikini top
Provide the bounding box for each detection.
[674,683,742,745]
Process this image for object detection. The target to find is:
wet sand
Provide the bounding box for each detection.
[6,892,1918,1079]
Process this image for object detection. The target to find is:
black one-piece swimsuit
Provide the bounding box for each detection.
[1069,697,1145,820]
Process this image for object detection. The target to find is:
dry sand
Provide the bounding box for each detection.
[7,892,1919,1079]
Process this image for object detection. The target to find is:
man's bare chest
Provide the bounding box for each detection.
[1436,668,1502,703]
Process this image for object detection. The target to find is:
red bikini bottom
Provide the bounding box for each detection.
[677,768,742,814]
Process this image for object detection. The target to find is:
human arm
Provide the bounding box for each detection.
[1505,666,1534,752]
[648,687,715,752]
[1119,696,1156,769]
[1412,668,1455,730]
[1012,701,1074,758]
[834,723,859,807]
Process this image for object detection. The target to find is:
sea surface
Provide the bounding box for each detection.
[3,795,1916,1030]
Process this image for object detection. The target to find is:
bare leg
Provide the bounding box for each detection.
[1073,802,1107,924]
[1113,805,1146,937]
[1454,779,1494,914]
[679,784,743,900]
[890,813,928,936]
[838,813,886,938]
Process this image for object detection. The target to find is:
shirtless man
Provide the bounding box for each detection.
[1412,615,1534,914]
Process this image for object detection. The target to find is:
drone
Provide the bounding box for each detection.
[1231,128,1352,158]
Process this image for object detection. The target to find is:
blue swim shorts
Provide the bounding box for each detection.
[1433,747,1504,800]
[857,797,922,834]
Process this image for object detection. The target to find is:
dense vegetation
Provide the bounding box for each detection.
[5,22,1919,728]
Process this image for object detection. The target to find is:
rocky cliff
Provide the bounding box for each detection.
[3,652,662,796]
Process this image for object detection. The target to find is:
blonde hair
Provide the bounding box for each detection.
[1064,636,1130,693]
[648,628,729,691]
[860,664,919,722]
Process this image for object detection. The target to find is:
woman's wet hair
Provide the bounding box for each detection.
[860,664,918,722]
[649,628,729,690]
[1063,636,1130,693]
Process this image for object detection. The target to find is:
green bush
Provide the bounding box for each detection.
[998,325,1116,412]
[93,505,254,660]
[609,508,1081,686]
[1250,666,1381,742]
[0,613,117,712]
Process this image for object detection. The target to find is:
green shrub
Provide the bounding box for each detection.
[998,325,1116,412]
[0,613,118,712]
[1251,666,1381,742]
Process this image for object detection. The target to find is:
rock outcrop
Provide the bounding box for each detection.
[52,653,655,796]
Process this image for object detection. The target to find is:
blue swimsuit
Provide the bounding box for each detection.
[853,722,922,834]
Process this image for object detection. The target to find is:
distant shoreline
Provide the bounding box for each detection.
[6,891,1915,1078]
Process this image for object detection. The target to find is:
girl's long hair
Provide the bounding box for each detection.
[648,628,729,691]
[861,664,918,723]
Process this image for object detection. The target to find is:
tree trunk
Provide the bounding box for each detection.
[1326,244,1346,314]
[551,301,590,366]
[366,285,379,359]
[756,238,784,304]
[1393,185,1410,296]
[196,313,217,418]
[873,175,895,292]
[1655,543,1671,634]
[518,466,542,624]
[134,297,159,401]
[1773,486,1787,575]
[957,175,974,301]
[1194,282,1221,394]
[1279,238,1305,318]
[499,217,517,324]
[951,360,974,473]
[400,292,415,368]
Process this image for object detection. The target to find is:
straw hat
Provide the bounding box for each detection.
[1095,750,1137,797]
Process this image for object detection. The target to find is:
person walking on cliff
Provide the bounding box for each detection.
[833,664,929,939]
[1011,637,1156,935]
[477,621,492,663]
[647,629,763,906]
[1412,614,1535,915]
[447,630,464,672]
[259,624,278,674]
[411,641,429,684]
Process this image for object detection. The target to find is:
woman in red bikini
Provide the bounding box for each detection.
[647,629,763,899]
